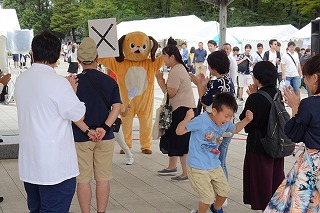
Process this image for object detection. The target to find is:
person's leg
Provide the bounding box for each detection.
[218,136,232,179]
[39,177,76,213]
[24,182,41,213]
[291,76,301,93]
[77,183,92,213]
[75,141,95,213]
[137,111,153,153]
[114,127,133,164]
[96,181,110,213]
[179,154,188,177]
[198,201,209,213]
[168,156,178,169]
[238,87,243,99]
[94,139,115,212]
[277,73,282,85]
[121,106,135,149]
[238,74,245,100]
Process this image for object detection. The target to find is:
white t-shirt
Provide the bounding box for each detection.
[15,63,85,185]
[269,50,278,67]
[203,59,210,77]
[228,53,238,85]
[281,52,300,77]
[0,83,3,92]
[252,51,264,64]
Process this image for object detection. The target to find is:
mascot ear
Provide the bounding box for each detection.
[149,36,158,62]
[116,34,126,62]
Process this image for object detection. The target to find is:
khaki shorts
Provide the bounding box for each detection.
[75,139,115,183]
[187,165,230,204]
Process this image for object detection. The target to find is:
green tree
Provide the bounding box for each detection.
[50,0,82,42]
[3,0,52,34]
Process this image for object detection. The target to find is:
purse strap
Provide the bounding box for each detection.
[82,70,111,111]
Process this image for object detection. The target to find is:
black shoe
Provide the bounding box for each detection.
[0,197,3,203]
[0,138,3,143]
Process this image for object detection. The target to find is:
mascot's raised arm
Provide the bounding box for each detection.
[99,31,164,154]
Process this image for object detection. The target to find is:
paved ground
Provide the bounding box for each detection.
[0,57,304,213]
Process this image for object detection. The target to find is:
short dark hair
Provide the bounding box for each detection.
[302,54,320,95]
[253,61,277,87]
[31,31,60,64]
[207,50,230,75]
[295,46,300,52]
[212,92,238,113]
[287,41,296,47]
[269,39,277,47]
[244,44,252,49]
[257,43,263,48]
[233,46,239,52]
[277,42,281,47]
[223,43,231,48]
[190,46,195,53]
[181,42,187,46]
[208,40,217,46]
[301,48,305,51]
[306,48,311,53]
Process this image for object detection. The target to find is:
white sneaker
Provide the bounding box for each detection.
[126,157,134,165]
[222,198,228,207]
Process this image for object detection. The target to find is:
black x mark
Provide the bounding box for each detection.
[91,24,116,51]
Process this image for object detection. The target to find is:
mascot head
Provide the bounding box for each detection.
[116,31,158,62]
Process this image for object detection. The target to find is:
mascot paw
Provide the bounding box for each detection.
[120,149,125,154]
[141,149,153,154]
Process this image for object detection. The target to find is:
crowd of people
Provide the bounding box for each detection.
[0,30,319,213]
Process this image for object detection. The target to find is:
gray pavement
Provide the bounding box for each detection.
[0,57,303,212]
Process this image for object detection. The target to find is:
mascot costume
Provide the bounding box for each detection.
[99,31,163,154]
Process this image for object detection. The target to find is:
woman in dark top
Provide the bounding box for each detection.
[265,54,320,212]
[239,61,285,210]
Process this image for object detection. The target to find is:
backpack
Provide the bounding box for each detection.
[257,89,295,158]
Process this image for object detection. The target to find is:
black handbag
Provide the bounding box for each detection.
[82,71,121,132]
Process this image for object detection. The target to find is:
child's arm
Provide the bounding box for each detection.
[232,110,253,134]
[176,109,194,135]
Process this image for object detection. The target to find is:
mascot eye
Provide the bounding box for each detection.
[130,43,135,48]
[143,44,147,49]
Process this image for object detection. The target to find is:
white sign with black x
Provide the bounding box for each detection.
[88,18,119,58]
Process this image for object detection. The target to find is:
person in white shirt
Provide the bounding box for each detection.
[15,31,98,213]
[281,41,302,93]
[222,43,237,88]
[263,39,281,68]
[252,43,264,66]
[203,40,217,77]
[276,42,283,84]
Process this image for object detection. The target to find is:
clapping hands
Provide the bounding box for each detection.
[66,74,78,93]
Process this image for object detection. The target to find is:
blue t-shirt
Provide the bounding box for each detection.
[72,69,122,142]
[186,112,236,170]
[201,77,235,106]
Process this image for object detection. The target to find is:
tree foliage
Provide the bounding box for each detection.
[3,0,319,40]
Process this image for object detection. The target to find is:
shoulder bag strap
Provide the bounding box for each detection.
[287,53,297,67]
[257,51,263,60]
[82,70,111,111]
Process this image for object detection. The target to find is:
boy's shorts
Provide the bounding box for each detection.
[187,165,230,204]
[75,139,115,183]
[238,73,253,88]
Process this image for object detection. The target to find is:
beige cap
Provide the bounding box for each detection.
[77,37,98,64]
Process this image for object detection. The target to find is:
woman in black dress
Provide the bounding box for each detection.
[239,61,285,210]
[67,44,79,74]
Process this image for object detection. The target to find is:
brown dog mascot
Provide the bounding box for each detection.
[99,31,164,154]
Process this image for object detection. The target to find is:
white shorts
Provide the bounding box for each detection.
[238,73,253,88]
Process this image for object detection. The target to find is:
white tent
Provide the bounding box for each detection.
[0,8,21,36]
[228,24,299,52]
[117,15,206,41]
[291,17,320,46]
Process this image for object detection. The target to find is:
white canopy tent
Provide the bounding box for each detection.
[228,24,299,52]
[117,15,206,42]
[291,17,320,47]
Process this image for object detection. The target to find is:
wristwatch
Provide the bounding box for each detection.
[84,128,90,135]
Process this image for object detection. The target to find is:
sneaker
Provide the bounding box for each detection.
[126,157,134,165]
[190,210,198,213]
[171,175,189,182]
[157,168,177,176]
[210,204,224,213]
[238,98,244,102]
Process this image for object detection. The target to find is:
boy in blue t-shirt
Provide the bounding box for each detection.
[176,93,253,213]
